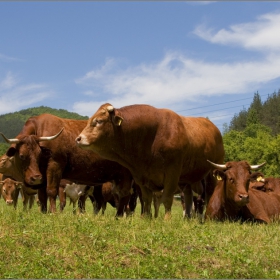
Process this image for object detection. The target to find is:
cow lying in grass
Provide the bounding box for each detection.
[205,160,264,222]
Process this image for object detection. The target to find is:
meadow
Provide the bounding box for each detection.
[0,198,280,279]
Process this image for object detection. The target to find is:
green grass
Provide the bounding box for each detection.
[0,198,280,279]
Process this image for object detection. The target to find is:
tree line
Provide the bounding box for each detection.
[223,90,280,177]
[1,92,280,177]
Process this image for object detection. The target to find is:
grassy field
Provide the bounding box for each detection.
[0,198,280,279]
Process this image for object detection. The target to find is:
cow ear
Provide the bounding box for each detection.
[250,172,265,182]
[6,147,16,157]
[213,169,225,181]
[113,116,124,126]
[16,182,23,189]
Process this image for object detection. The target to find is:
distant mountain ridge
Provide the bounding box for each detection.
[0,106,88,143]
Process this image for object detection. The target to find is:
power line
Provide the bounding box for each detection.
[176,93,268,113]
[181,103,251,117]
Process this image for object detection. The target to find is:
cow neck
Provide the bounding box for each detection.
[10,156,24,182]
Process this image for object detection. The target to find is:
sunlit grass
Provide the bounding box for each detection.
[0,198,279,278]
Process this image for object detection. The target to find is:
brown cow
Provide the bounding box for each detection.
[249,173,280,194]
[0,178,23,208]
[0,114,133,216]
[205,160,266,221]
[76,103,224,219]
[0,154,38,210]
[92,182,119,215]
[92,180,141,216]
[241,188,280,223]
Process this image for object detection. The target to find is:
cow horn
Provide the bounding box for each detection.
[107,105,114,112]
[207,160,227,170]
[250,162,266,170]
[0,133,20,144]
[38,128,64,141]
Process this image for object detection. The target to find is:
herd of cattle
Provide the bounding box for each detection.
[0,103,280,224]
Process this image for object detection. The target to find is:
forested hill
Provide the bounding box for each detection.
[227,90,280,135]
[0,106,88,143]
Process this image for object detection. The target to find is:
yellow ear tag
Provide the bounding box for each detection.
[257,176,263,182]
[130,188,133,194]
[117,118,123,126]
[216,175,222,181]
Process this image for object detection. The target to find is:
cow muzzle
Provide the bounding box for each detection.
[238,193,249,205]
[75,134,90,147]
[6,200,14,205]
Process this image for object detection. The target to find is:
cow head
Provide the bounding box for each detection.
[0,128,64,185]
[0,154,13,173]
[249,172,266,191]
[0,178,23,205]
[207,160,266,206]
[76,103,123,155]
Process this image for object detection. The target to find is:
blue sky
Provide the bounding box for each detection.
[1,1,280,133]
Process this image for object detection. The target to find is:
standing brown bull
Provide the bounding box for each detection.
[205,160,266,221]
[76,103,225,219]
[0,113,133,215]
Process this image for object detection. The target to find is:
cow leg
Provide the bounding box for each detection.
[153,193,161,218]
[22,194,29,211]
[72,201,77,215]
[180,192,186,217]
[94,198,102,215]
[38,188,48,213]
[127,184,138,214]
[78,195,87,214]
[46,163,62,213]
[13,188,20,209]
[58,186,66,212]
[35,194,41,211]
[182,185,193,218]
[116,194,131,217]
[29,195,35,210]
[139,186,153,218]
[101,202,107,215]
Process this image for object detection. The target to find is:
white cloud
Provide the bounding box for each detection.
[73,50,280,117]
[0,72,53,115]
[0,53,23,62]
[73,11,280,119]
[194,12,280,52]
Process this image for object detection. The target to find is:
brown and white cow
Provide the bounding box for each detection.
[205,160,266,221]
[64,182,94,214]
[0,113,134,216]
[76,103,224,219]
[0,178,23,208]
